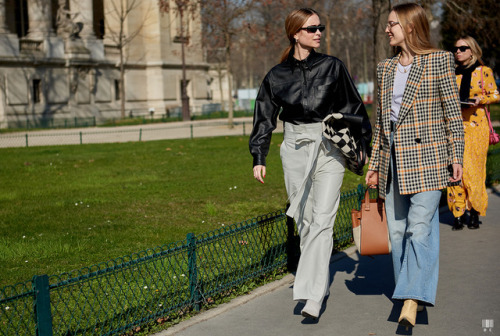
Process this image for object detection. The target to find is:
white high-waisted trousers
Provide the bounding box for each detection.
[281,122,345,303]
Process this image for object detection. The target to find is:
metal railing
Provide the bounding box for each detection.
[0,186,362,336]
[0,119,255,148]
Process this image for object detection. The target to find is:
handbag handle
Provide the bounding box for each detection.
[363,185,383,211]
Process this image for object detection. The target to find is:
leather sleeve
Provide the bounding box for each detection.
[333,62,372,158]
[248,73,280,167]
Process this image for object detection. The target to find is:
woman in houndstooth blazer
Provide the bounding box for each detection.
[365,3,464,330]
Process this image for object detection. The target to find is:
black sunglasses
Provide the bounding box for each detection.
[299,25,325,33]
[452,46,471,53]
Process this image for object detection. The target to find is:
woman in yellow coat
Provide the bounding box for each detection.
[448,36,500,230]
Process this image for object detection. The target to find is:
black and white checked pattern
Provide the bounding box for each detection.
[323,113,364,175]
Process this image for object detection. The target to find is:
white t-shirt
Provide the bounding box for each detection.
[391,63,412,122]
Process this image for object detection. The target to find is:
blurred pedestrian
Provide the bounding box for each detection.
[249,8,371,320]
[447,36,500,230]
[365,2,464,330]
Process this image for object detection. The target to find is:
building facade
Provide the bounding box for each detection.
[0,0,213,128]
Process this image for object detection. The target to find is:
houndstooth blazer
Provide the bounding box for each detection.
[368,51,464,199]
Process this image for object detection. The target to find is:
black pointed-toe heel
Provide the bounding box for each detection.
[452,215,465,231]
[468,209,480,229]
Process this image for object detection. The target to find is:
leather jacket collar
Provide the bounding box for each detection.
[286,49,321,71]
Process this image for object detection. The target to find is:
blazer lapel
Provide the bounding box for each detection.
[382,57,398,133]
[396,54,426,126]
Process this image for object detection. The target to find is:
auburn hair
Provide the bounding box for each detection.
[280,8,319,63]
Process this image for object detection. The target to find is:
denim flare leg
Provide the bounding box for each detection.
[281,122,345,304]
[385,131,441,306]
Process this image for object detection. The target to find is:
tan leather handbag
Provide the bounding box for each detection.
[351,188,391,255]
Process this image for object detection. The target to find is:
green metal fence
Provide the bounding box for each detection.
[0,186,360,336]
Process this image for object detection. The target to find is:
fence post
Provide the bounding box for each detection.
[33,275,53,336]
[187,233,200,311]
[139,128,142,141]
[243,122,246,136]
[25,133,29,147]
[79,132,82,145]
[190,124,193,139]
[356,184,364,207]
[285,205,299,272]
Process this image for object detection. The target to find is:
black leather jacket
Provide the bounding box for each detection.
[249,50,372,167]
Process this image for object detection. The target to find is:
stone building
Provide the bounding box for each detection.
[0,0,213,128]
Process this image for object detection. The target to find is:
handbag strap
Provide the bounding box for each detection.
[480,67,495,133]
[363,188,371,210]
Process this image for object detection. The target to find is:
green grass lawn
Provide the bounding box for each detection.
[0,133,365,287]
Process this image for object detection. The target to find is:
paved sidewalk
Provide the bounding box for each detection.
[154,187,500,336]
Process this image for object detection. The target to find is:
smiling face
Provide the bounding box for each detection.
[385,11,405,48]
[454,39,472,66]
[294,14,322,51]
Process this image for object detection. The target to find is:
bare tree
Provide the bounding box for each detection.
[371,0,392,126]
[202,0,255,128]
[105,0,151,118]
[440,0,500,71]
[158,0,200,121]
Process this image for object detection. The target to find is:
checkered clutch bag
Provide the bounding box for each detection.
[322,113,365,176]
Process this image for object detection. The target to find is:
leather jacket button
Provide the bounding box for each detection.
[415,138,421,143]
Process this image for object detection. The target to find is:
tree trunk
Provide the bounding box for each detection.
[120,47,125,119]
[226,33,234,129]
[371,0,391,127]
[179,8,190,121]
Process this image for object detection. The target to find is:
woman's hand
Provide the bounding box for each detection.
[449,163,463,183]
[365,170,379,187]
[471,96,481,106]
[253,165,266,184]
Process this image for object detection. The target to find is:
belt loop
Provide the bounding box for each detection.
[390,121,396,132]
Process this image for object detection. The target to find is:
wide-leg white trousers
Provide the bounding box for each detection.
[281,122,345,303]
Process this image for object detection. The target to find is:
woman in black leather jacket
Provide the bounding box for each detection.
[249,8,371,319]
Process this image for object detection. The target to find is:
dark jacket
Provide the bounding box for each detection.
[249,50,372,167]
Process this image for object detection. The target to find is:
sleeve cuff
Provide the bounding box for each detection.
[253,155,266,167]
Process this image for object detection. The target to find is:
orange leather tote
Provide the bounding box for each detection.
[351,188,391,255]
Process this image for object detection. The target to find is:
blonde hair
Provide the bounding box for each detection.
[279,8,319,63]
[392,3,438,55]
[457,36,484,68]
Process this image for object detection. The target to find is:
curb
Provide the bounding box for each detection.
[152,246,359,336]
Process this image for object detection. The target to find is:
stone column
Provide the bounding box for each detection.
[0,0,8,34]
[70,0,95,39]
[27,0,54,39]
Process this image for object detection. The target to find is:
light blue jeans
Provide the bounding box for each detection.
[385,131,441,306]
